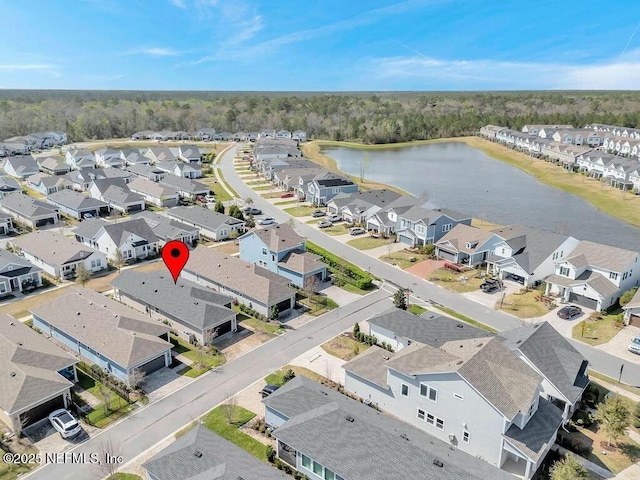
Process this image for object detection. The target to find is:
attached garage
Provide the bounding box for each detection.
[127,204,144,213]
[137,355,167,376]
[276,297,294,314]
[568,293,598,310]
[35,217,56,227]
[437,248,457,262]
[20,395,65,428]
[398,234,414,246]
[212,320,232,338]
[629,314,640,328]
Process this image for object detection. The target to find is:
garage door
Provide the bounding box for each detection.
[137,355,166,376]
[629,314,640,328]
[398,234,413,246]
[127,204,143,213]
[276,298,293,313]
[20,395,65,427]
[35,217,55,227]
[438,249,457,262]
[568,293,598,310]
[212,320,232,337]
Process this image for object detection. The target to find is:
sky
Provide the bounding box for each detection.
[1,0,640,91]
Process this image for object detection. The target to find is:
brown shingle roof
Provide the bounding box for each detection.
[565,241,638,272]
[252,224,304,252]
[277,251,325,275]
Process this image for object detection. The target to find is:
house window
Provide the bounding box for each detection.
[454,393,464,401]
[420,384,437,402]
[301,455,311,469]
[463,431,470,443]
[436,418,444,430]
[417,409,425,420]
[313,461,323,476]
[442,223,452,232]
[91,260,96,268]
[559,266,570,276]
[609,271,619,280]
[426,414,435,425]
[262,248,267,255]
[272,255,275,261]
[325,469,335,480]
[401,384,409,397]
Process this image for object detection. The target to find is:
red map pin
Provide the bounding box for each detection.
[161,240,190,284]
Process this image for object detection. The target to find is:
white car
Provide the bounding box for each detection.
[327,214,342,223]
[49,409,82,439]
[629,334,640,355]
[258,217,275,225]
[204,195,215,203]
[349,227,366,236]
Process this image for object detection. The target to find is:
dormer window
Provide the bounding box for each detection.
[609,272,619,280]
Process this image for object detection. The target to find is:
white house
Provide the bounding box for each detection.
[623,288,640,327]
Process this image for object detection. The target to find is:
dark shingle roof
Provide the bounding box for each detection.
[167,206,243,230]
[73,218,161,247]
[0,193,59,219]
[159,175,208,194]
[133,211,198,241]
[47,189,108,211]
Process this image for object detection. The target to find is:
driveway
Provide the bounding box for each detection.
[404,259,445,278]
[142,365,195,404]
[537,305,592,337]
[317,282,360,307]
[289,344,347,385]
[462,281,521,310]
[24,415,98,456]
[596,325,640,363]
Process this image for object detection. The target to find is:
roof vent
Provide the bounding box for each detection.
[400,434,409,441]
[113,314,117,317]
[457,360,463,365]
[194,450,202,458]
[516,340,522,344]
[382,355,389,361]
[345,415,354,423]
[141,281,145,285]
[154,289,158,293]
[77,312,81,315]
[433,459,444,468]
[10,372,16,377]
[9,322,14,326]
[17,342,22,346]
[456,324,464,328]
[476,343,483,348]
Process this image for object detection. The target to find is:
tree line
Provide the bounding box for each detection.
[2,90,640,144]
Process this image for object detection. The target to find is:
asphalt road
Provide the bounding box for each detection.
[220,145,640,387]
[27,288,391,480]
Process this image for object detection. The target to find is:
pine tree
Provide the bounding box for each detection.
[393,288,408,310]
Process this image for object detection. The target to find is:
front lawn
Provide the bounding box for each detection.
[321,335,371,361]
[379,250,430,269]
[429,268,485,294]
[170,334,225,368]
[112,474,142,480]
[408,304,427,315]
[497,290,551,318]
[177,365,210,378]
[573,310,625,346]
[346,236,391,250]
[202,406,266,461]
[306,220,350,235]
[265,365,325,387]
[296,292,338,316]
[433,306,498,333]
[274,199,299,205]
[251,185,274,191]
[200,177,232,202]
[284,205,318,217]
[238,314,284,335]
[76,370,134,428]
[261,191,285,199]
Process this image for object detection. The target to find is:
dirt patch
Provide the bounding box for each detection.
[405,259,446,278]
[219,328,272,362]
[210,241,239,255]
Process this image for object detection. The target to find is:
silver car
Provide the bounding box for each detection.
[628,335,640,355]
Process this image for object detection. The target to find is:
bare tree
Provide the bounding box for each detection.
[244,196,253,206]
[304,275,320,311]
[93,437,124,480]
[75,263,91,287]
[386,237,395,260]
[112,249,126,273]
[359,152,370,183]
[128,368,146,391]
[223,395,238,425]
[97,385,112,415]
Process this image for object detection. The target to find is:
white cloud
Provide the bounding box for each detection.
[372,55,640,90]
[169,0,186,7]
[124,47,182,56]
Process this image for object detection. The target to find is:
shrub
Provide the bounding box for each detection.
[266,445,275,463]
[633,419,640,429]
[306,242,373,289]
[283,369,296,382]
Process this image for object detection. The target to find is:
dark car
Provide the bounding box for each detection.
[243,207,262,215]
[557,305,583,319]
[311,210,326,218]
[480,278,501,293]
[261,384,280,398]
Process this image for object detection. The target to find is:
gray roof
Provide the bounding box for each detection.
[436,224,499,254]
[184,246,294,306]
[367,308,493,347]
[126,164,165,178]
[142,424,286,480]
[264,377,514,480]
[329,189,402,211]
[342,345,399,388]
[128,177,179,199]
[401,204,469,223]
[13,230,102,267]
[73,218,161,247]
[249,224,304,252]
[563,240,639,272]
[144,147,176,162]
[101,184,144,206]
[47,189,108,211]
[178,145,201,160]
[37,156,69,172]
[0,313,78,415]
[546,270,620,297]
[112,271,236,333]
[383,195,423,216]
[503,399,564,461]
[500,322,589,403]
[168,207,244,230]
[0,193,59,219]
[0,248,42,279]
[159,175,208,194]
[132,211,199,241]
[5,156,38,176]
[278,251,325,275]
[30,288,171,369]
[0,176,20,192]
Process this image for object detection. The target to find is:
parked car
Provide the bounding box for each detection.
[258,216,275,225]
[317,220,332,229]
[83,213,93,219]
[205,194,215,203]
[480,278,501,293]
[261,384,280,398]
[311,210,326,218]
[349,227,366,236]
[557,305,583,320]
[196,195,206,202]
[629,335,640,355]
[243,207,262,215]
[280,192,294,198]
[327,214,342,223]
[49,409,82,439]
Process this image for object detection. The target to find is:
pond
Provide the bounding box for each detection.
[322,142,640,251]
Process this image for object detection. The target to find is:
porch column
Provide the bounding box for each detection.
[545,282,550,295]
[72,364,78,383]
[563,402,571,422]
[524,459,532,480]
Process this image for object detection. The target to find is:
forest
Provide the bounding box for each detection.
[2,90,640,144]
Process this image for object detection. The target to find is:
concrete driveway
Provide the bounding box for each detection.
[462,282,522,309]
[596,325,640,363]
[142,365,195,404]
[289,344,347,385]
[24,415,97,455]
[317,282,360,307]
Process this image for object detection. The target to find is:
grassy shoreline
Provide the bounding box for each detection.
[302,137,640,228]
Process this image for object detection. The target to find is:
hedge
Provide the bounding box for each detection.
[306,242,373,290]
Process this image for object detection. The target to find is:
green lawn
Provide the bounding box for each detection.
[245,180,266,185]
[588,370,640,397]
[112,473,142,480]
[251,185,273,191]
[379,250,430,269]
[321,335,370,361]
[260,191,285,199]
[408,304,427,315]
[170,335,225,368]
[429,268,485,294]
[0,462,33,480]
[274,199,299,205]
[497,290,551,318]
[177,365,210,378]
[306,219,350,235]
[200,177,232,202]
[76,370,135,428]
[202,406,267,461]
[284,205,318,217]
[346,236,390,250]
[265,365,325,387]
[573,310,625,346]
[297,292,338,316]
[240,316,284,335]
[433,306,498,333]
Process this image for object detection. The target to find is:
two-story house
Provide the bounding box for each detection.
[396,203,472,247]
[94,148,124,168]
[435,224,505,266]
[157,160,202,179]
[65,148,96,170]
[177,145,201,164]
[366,195,423,237]
[545,240,640,311]
[239,224,326,288]
[487,226,581,287]
[305,173,358,206]
[326,189,402,224]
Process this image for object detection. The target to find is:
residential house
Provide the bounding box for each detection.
[46,189,110,220]
[275,130,292,140]
[551,129,603,147]
[0,193,60,228]
[277,166,326,191]
[246,132,259,142]
[0,176,21,199]
[73,217,162,262]
[4,156,39,179]
[521,125,573,136]
[142,425,287,480]
[132,211,199,245]
[131,130,157,141]
[182,246,296,317]
[94,148,124,168]
[89,178,145,214]
[259,129,277,139]
[12,230,107,280]
[0,314,78,432]
[157,160,202,179]
[177,145,201,163]
[292,130,307,142]
[479,125,507,140]
[326,189,402,224]
[113,271,237,345]
[158,175,208,200]
[396,203,471,247]
[344,309,565,480]
[65,148,96,170]
[2,138,30,155]
[264,376,516,480]
[631,168,640,194]
[545,240,640,311]
[196,128,216,141]
[435,224,505,266]
[31,288,173,385]
[233,132,246,142]
[128,177,179,208]
[37,156,70,176]
[305,172,358,206]
[166,206,245,241]
[366,195,422,237]
[0,248,43,294]
[126,163,166,182]
[622,288,640,326]
[0,213,12,235]
[142,146,177,164]
[500,322,589,422]
[239,224,326,288]
[65,168,133,192]
[26,173,70,196]
[119,149,149,167]
[487,226,581,287]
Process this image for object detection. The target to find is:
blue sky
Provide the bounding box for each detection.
[1,0,640,90]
